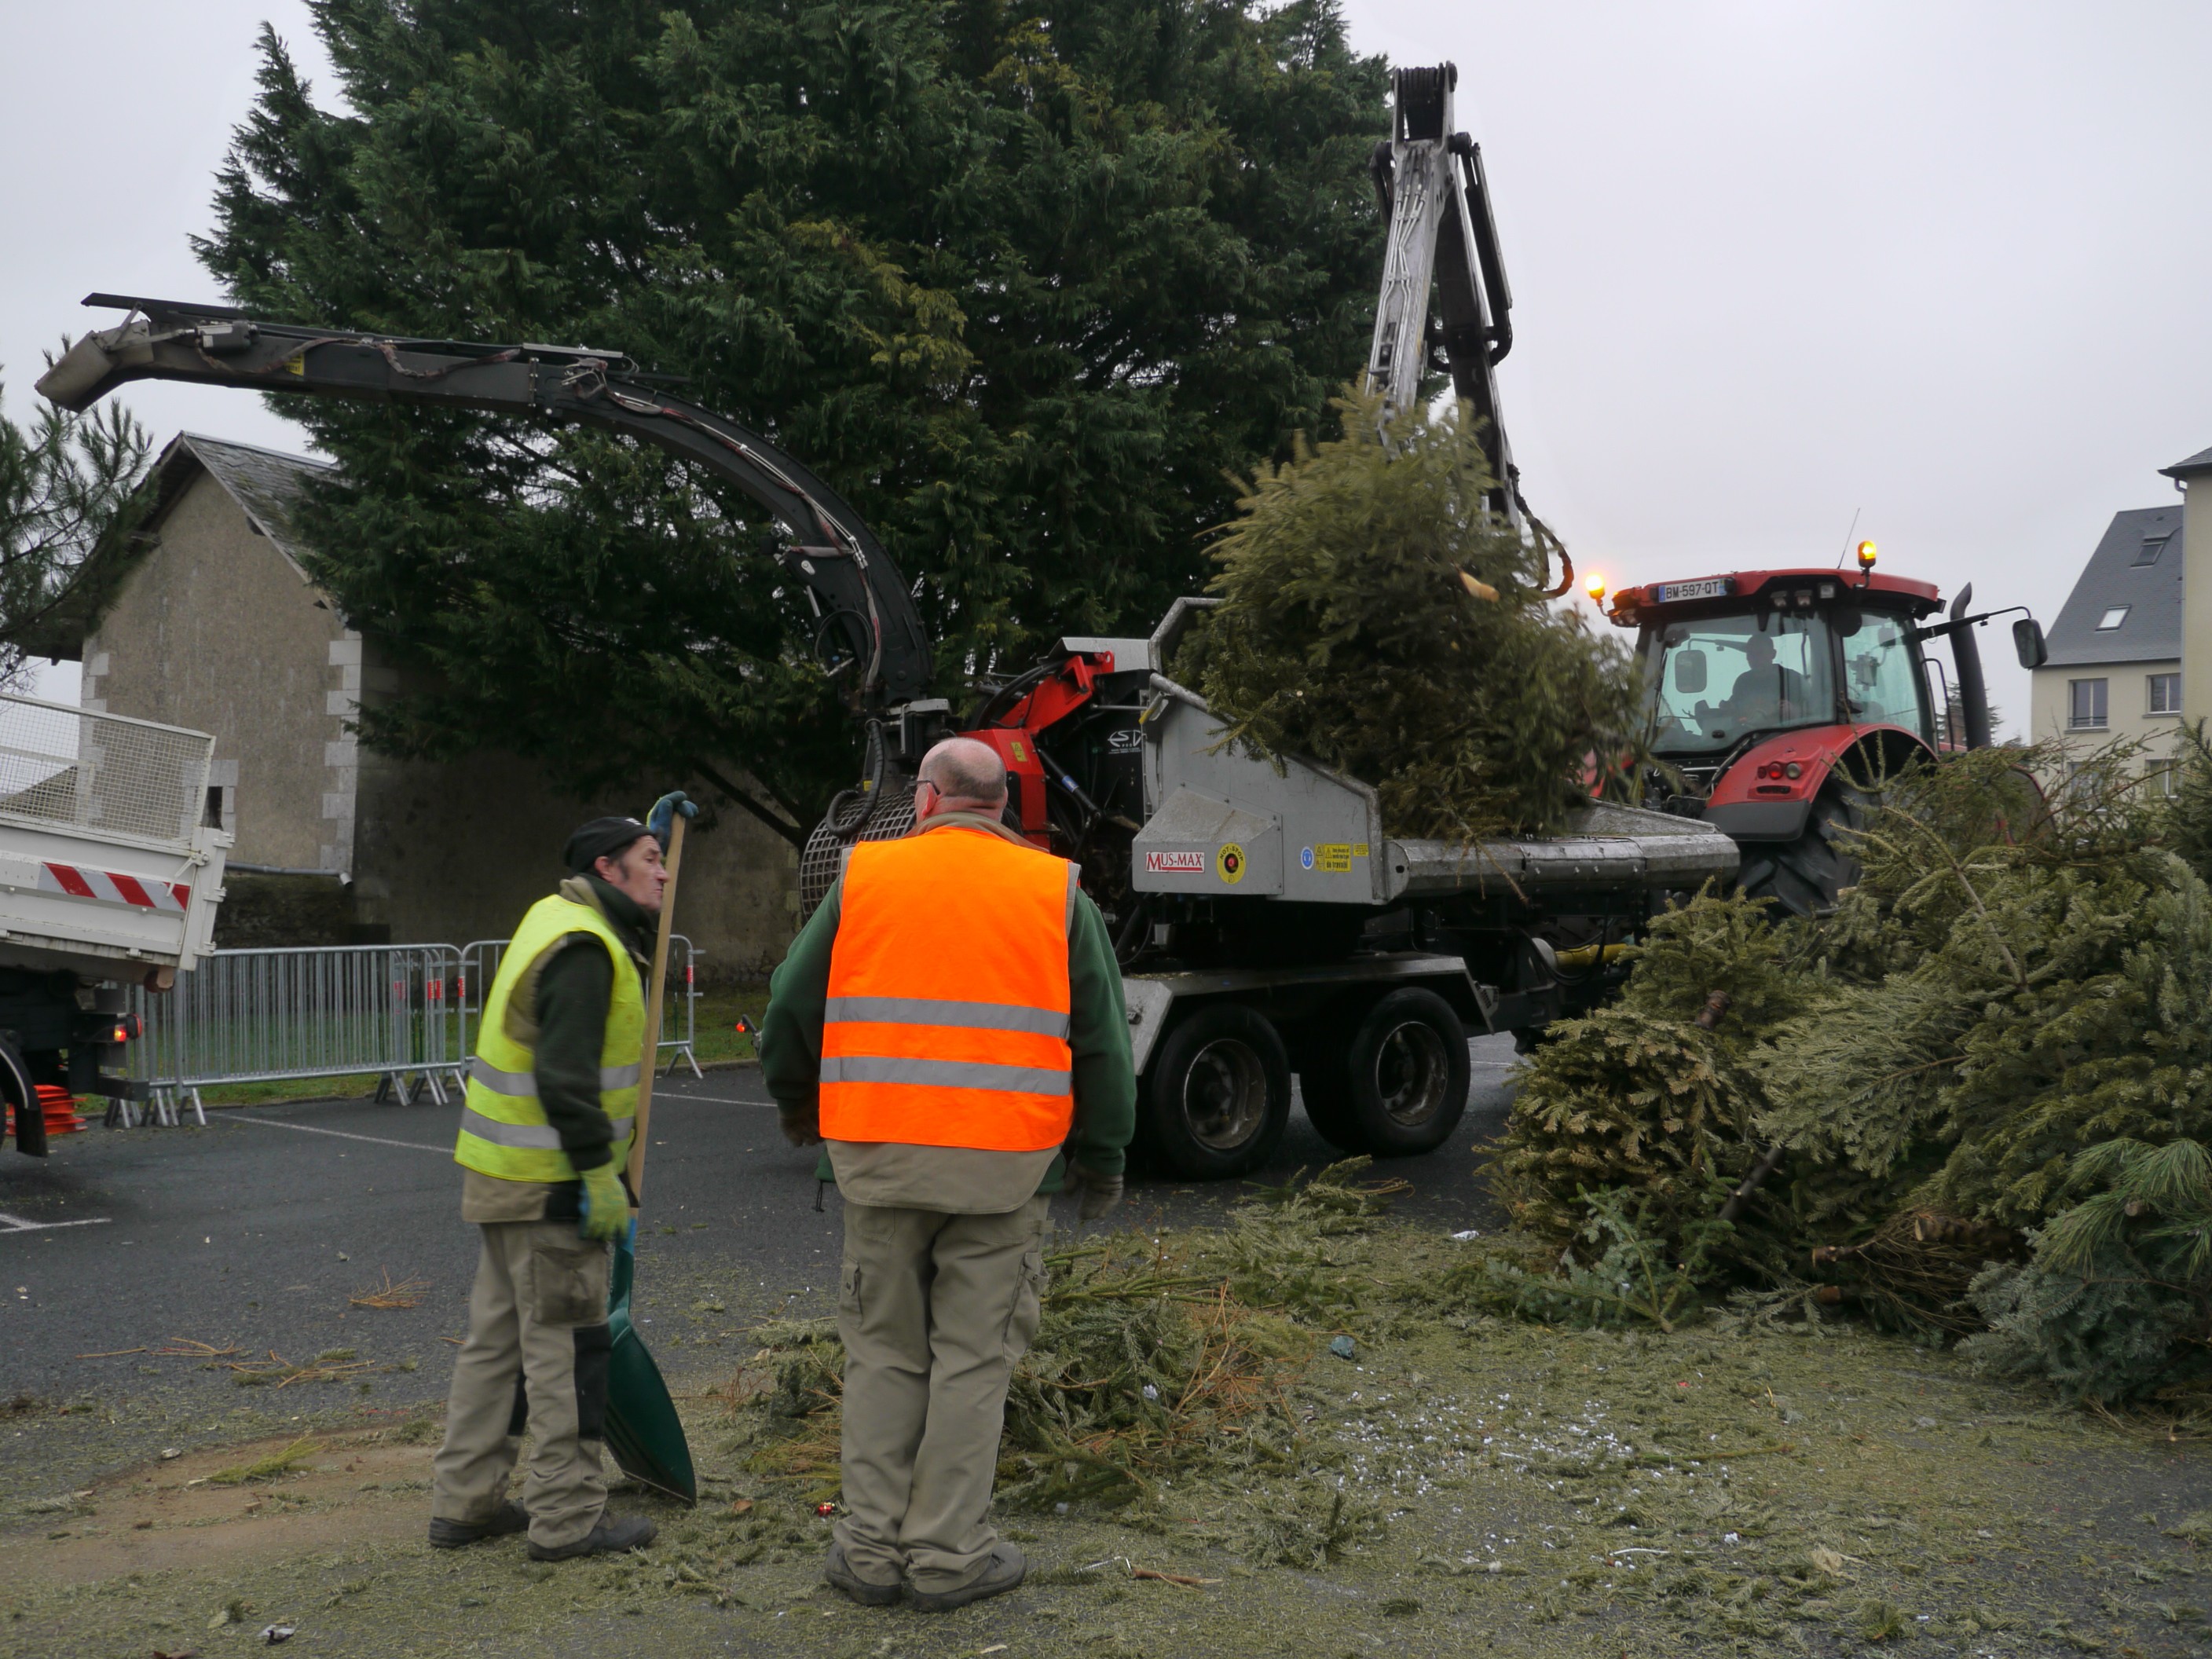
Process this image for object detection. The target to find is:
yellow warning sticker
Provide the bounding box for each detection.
[1353,843,1369,857]
[1218,842,1247,884]
[1317,844,1354,873]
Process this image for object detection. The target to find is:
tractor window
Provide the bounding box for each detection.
[1838,613,1928,738]
[1643,612,1837,753]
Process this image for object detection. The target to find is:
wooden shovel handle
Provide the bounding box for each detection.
[624,813,685,1210]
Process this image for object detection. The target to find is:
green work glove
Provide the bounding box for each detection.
[1068,1161,1123,1222]
[646,789,698,852]
[578,1161,630,1241]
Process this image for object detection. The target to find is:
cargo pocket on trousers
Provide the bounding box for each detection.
[532,1240,607,1328]
[573,1323,612,1442]
[1002,1248,1046,1364]
[837,1262,863,1324]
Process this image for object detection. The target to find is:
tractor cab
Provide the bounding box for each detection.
[1603,566,1964,914]
[1611,568,1947,814]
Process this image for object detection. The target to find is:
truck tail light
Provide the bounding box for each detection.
[108,1014,141,1043]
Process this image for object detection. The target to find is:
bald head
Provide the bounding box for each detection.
[916,737,1009,819]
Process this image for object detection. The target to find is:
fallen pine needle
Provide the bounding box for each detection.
[74,1346,148,1359]
[155,1338,244,1360]
[349,1269,429,1310]
[1131,1566,1220,1587]
[208,1437,320,1485]
[220,1350,378,1389]
[1082,1555,1218,1588]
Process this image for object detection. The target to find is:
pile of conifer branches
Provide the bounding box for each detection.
[1495,730,2212,1404]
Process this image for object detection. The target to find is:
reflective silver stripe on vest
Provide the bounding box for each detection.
[469,1056,533,1097]
[471,1056,641,1094]
[824,996,1071,1038]
[819,1055,1072,1096]
[460,1107,636,1149]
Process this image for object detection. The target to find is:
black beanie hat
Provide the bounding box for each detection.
[565,815,650,875]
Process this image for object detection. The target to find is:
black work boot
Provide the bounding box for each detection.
[427,1500,529,1549]
[824,1541,905,1606]
[910,1543,1026,1613]
[526,1513,657,1562]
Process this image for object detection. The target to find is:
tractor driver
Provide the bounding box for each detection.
[1712,630,1810,731]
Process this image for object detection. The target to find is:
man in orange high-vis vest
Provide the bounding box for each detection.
[760,737,1136,1613]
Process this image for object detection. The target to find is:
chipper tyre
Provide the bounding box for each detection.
[1141,1003,1291,1181]
[1299,988,1470,1158]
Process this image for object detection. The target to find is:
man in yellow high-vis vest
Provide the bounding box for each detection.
[428,800,688,1561]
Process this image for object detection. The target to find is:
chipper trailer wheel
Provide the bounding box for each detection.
[1141,1003,1291,1181]
[1297,988,1470,1159]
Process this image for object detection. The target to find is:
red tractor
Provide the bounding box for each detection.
[1602,550,2047,914]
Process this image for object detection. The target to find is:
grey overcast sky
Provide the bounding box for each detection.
[5,2,2209,730]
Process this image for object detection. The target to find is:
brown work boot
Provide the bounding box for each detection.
[824,1541,905,1606]
[526,1513,657,1562]
[910,1543,1026,1613]
[427,1500,529,1549]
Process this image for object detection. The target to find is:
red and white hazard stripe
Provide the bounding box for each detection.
[38,862,190,912]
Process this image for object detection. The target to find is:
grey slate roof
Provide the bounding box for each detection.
[2162,445,2212,478]
[157,432,334,573]
[2042,504,2186,666]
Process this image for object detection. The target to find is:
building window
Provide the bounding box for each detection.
[2135,533,2172,566]
[2097,606,2130,631]
[2150,673,2183,716]
[2147,760,2181,799]
[203,786,225,829]
[2069,679,2108,730]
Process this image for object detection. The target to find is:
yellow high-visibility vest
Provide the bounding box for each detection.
[456,892,644,1183]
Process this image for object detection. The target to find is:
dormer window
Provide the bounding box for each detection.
[2097,606,2130,631]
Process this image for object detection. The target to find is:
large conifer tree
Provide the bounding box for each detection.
[196,0,1386,837]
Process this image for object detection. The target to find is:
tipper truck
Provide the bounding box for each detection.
[38,63,1741,1180]
[0,690,230,1153]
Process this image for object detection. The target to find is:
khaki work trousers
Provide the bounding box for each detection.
[835,1196,1050,1593]
[430,1221,612,1551]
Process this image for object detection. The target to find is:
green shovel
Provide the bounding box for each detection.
[603,811,698,1503]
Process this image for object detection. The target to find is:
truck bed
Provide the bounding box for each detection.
[0,693,229,983]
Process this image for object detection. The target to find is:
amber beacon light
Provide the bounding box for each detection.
[1855,540,1878,572]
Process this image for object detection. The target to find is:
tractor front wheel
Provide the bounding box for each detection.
[1734,780,1868,917]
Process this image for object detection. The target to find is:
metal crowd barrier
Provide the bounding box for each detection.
[120,943,465,1125]
[115,934,703,1124]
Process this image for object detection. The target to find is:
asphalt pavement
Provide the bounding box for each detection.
[0,1039,1522,1415]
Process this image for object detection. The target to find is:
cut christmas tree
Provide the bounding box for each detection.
[1182,393,1643,841]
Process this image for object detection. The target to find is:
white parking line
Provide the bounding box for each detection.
[229,1116,449,1154]
[0,1210,112,1233]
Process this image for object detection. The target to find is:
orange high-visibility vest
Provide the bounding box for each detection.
[821,825,1079,1151]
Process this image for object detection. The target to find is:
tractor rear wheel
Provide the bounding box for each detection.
[1734,780,1868,917]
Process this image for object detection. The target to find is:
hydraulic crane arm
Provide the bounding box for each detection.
[1366,64,1520,525]
[35,294,936,709]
